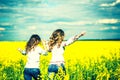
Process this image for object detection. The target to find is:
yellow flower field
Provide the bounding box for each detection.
[0,41,120,80]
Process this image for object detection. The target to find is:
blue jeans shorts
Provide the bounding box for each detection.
[24,68,41,80]
[48,63,66,75]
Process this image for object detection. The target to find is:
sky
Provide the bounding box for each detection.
[0,0,120,41]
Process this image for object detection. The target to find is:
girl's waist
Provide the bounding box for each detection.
[50,61,65,65]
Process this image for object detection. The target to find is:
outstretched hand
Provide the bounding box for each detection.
[18,48,26,55]
[76,31,86,39]
[74,31,86,40]
[80,31,86,36]
[18,48,22,52]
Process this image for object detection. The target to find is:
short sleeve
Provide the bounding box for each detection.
[36,46,47,55]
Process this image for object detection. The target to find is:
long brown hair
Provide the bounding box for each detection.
[26,34,41,53]
[48,29,64,51]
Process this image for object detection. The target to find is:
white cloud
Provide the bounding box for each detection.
[55,18,120,26]
[100,26,118,31]
[97,19,119,24]
[0,28,5,31]
[9,1,87,21]
[64,0,91,5]
[0,0,92,24]
[15,16,33,23]
[28,26,37,30]
[111,26,119,30]
[53,18,120,26]
[0,23,12,26]
[116,0,120,3]
[56,21,93,26]
[100,27,110,30]
[100,0,120,7]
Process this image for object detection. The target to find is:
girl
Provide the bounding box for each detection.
[47,29,86,79]
[18,34,47,80]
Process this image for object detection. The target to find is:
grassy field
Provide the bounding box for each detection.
[0,41,120,80]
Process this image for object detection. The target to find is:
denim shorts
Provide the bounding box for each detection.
[24,68,41,80]
[48,63,66,74]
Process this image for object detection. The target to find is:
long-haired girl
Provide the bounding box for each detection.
[47,29,85,79]
[18,34,47,80]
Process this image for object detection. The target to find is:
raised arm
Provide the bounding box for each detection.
[74,31,86,40]
[63,31,86,46]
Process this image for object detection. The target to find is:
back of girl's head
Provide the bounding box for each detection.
[26,34,41,53]
[30,34,41,42]
[53,29,64,36]
[51,29,64,39]
[48,29,65,51]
